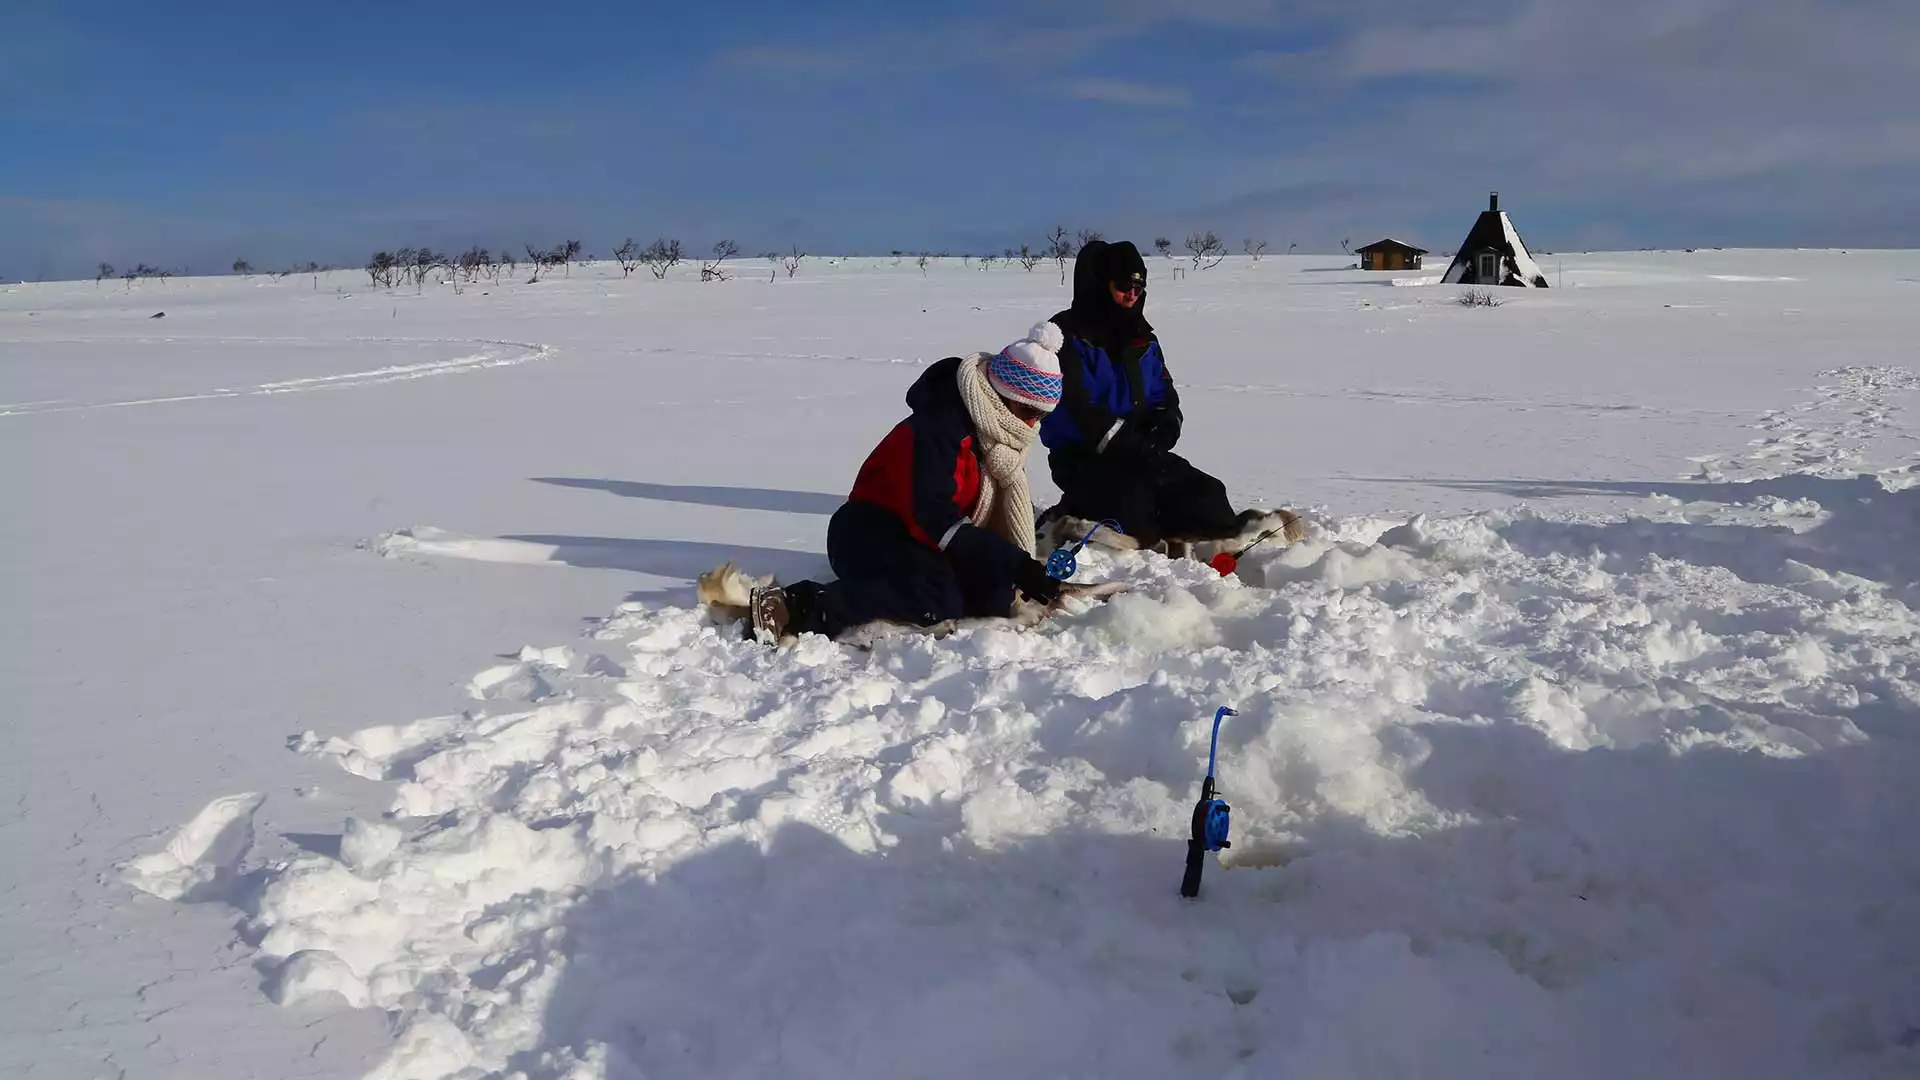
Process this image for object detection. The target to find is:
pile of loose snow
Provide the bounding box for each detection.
[130,466,1920,1078]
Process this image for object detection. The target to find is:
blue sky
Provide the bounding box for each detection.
[3,0,1915,279]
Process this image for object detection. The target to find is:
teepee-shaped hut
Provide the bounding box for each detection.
[1441,192,1549,287]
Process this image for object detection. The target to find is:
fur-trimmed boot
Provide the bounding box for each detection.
[747,581,824,644]
[748,585,791,643]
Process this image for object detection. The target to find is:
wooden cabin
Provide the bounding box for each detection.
[1355,238,1428,271]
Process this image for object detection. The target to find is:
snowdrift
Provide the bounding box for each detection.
[131,465,1920,1079]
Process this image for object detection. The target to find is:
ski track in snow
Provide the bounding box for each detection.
[1687,365,1920,483]
[127,366,1920,1079]
[1196,381,1740,418]
[0,337,554,416]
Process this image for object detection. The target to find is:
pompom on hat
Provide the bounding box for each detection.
[988,321,1065,413]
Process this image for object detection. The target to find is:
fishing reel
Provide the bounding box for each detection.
[1045,519,1125,581]
[1198,789,1232,853]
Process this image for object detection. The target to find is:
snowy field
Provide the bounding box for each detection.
[5,250,1919,1079]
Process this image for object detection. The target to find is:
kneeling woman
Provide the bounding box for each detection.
[750,323,1069,642]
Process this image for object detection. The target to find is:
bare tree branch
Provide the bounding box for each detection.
[1185,231,1226,270]
[701,240,738,281]
[613,238,640,278]
[640,238,682,280]
[1045,226,1074,284]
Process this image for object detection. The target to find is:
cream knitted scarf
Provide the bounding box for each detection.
[955,352,1040,557]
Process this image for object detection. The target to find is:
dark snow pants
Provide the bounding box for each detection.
[1046,448,1239,550]
[799,500,1017,638]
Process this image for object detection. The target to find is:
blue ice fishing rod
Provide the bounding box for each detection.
[1180,706,1235,899]
[1045,519,1125,581]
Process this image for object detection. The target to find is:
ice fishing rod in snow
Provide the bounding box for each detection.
[1180,705,1235,899]
[1208,526,1287,577]
[1045,519,1125,581]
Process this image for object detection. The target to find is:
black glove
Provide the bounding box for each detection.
[1014,557,1064,606]
[1143,404,1182,454]
[1102,418,1154,460]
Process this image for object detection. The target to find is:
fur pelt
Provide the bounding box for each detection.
[1036,507,1310,562]
[694,559,1124,648]
[695,560,777,624]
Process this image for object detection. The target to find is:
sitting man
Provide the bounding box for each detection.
[1038,239,1302,560]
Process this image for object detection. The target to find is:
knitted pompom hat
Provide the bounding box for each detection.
[988,321,1065,412]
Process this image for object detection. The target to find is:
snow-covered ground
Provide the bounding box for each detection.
[5,250,1918,1079]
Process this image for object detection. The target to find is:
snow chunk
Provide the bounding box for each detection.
[338,816,403,873]
[267,949,370,1008]
[120,792,265,902]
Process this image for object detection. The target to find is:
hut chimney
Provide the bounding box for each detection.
[1490,191,1500,212]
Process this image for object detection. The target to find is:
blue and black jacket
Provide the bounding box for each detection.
[1038,240,1180,455]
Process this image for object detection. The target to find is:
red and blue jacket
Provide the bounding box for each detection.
[848,355,1029,577]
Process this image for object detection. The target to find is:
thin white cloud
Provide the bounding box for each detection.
[1204,0,1920,243]
[1058,78,1193,108]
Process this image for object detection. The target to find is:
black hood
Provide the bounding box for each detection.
[904,354,966,415]
[1056,239,1151,349]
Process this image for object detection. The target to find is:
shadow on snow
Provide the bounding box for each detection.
[513,712,1920,1080]
[532,476,845,516]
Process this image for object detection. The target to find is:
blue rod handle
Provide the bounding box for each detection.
[1207,706,1235,780]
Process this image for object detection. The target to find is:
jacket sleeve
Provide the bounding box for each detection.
[946,520,1031,581]
[1147,337,1179,410]
[907,412,970,549]
[908,413,1033,579]
[1060,336,1127,453]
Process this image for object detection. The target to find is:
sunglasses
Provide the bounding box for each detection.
[1009,400,1048,424]
[1111,278,1145,295]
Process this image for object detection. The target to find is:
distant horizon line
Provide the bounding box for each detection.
[8,245,1917,287]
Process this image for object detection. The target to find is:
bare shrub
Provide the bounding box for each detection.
[701,240,738,281]
[1242,238,1268,262]
[367,251,398,288]
[1045,226,1074,283]
[1185,230,1226,269]
[613,238,641,278]
[456,246,494,285]
[1457,288,1504,307]
[523,245,551,282]
[640,239,681,279]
